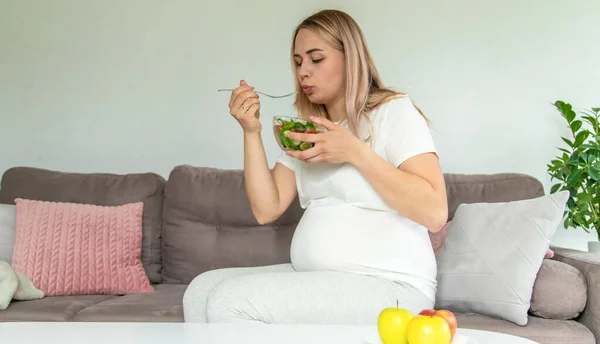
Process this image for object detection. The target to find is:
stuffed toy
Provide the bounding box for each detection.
[0,260,44,310]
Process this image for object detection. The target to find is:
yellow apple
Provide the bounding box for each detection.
[377,300,414,344]
[406,314,452,344]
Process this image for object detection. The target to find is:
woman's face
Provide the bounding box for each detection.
[293,28,345,107]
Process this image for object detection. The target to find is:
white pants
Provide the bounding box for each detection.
[182,263,434,324]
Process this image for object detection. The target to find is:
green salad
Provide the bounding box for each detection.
[274,117,319,151]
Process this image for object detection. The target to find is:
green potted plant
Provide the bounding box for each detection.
[547,100,600,252]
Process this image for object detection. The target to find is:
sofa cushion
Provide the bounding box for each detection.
[457,312,595,344]
[72,284,186,322]
[11,198,154,296]
[435,191,569,326]
[0,294,116,321]
[444,173,545,220]
[0,167,165,283]
[161,165,304,283]
[530,259,587,320]
[430,220,556,259]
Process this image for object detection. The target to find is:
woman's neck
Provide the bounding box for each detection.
[325,96,346,123]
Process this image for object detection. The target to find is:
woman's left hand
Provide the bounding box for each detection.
[285,116,366,165]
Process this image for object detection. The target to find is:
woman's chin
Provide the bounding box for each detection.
[306,93,324,104]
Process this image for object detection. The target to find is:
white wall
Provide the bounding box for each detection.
[1,1,599,250]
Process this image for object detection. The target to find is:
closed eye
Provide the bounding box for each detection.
[295,58,324,67]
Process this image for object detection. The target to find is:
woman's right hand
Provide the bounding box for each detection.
[229,80,261,133]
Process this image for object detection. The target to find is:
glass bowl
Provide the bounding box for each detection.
[273,116,327,151]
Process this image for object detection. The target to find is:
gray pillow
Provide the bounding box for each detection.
[435,191,569,326]
[0,204,16,263]
[530,259,587,320]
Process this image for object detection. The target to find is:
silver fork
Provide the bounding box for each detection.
[217,88,297,99]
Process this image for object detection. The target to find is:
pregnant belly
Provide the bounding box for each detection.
[289,204,435,275]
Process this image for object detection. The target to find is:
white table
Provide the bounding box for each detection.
[0,322,538,344]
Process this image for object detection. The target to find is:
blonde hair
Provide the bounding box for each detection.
[290,9,429,140]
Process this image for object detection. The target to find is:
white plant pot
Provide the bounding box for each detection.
[588,241,600,253]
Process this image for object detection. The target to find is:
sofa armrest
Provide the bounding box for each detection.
[550,246,600,342]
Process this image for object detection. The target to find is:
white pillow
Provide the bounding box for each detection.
[435,191,569,326]
[0,204,16,263]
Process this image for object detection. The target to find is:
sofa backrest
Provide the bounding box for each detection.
[160,165,304,283]
[159,165,546,284]
[0,166,166,284]
[0,165,546,285]
[444,173,545,220]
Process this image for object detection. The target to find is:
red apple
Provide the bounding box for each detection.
[419,309,436,317]
[419,309,457,340]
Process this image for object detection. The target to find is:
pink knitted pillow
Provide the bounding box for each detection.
[11,198,154,296]
[429,222,451,256]
[429,221,555,258]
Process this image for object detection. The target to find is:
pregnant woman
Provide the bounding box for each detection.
[183,8,448,324]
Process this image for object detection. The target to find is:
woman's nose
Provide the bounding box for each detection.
[298,64,310,79]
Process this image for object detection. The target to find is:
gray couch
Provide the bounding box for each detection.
[0,165,597,344]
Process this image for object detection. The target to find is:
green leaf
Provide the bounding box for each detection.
[567,169,583,186]
[555,101,575,123]
[575,131,591,146]
[579,192,593,202]
[581,209,594,217]
[554,100,566,114]
[562,137,574,148]
[574,212,587,225]
[568,151,580,166]
[293,122,306,131]
[582,115,598,126]
[590,166,600,181]
[551,184,562,193]
[567,109,577,123]
[581,143,599,150]
[559,148,571,154]
[569,187,578,198]
[592,107,600,114]
[571,120,583,132]
[567,197,575,208]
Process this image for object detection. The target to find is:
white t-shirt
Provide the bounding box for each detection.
[276,95,438,302]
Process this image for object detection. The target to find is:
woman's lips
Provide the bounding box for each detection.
[302,86,313,94]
